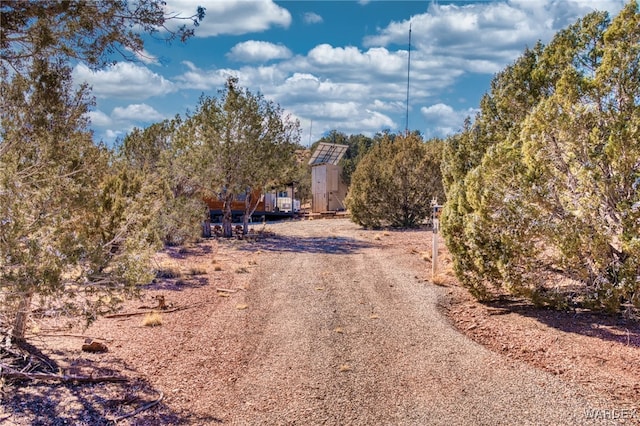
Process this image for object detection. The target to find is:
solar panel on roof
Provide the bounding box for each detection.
[308,142,348,166]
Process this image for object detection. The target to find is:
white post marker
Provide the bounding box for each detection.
[431,200,442,280]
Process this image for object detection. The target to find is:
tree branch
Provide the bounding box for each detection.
[111,390,164,423]
[0,364,128,383]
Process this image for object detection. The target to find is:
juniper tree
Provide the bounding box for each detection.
[1,0,204,74]
[0,60,160,341]
[118,119,205,246]
[441,2,639,313]
[0,0,204,341]
[346,133,445,228]
[175,77,300,238]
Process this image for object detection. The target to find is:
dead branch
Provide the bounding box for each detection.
[0,364,128,383]
[28,334,112,341]
[105,306,186,319]
[112,390,164,423]
[216,288,238,293]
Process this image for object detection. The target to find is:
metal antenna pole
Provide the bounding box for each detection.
[405,23,412,134]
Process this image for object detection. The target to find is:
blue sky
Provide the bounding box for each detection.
[72,0,627,146]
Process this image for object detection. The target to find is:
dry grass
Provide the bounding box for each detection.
[431,253,456,286]
[155,267,182,279]
[338,364,351,372]
[187,267,207,276]
[431,273,450,286]
[235,266,250,274]
[142,311,163,327]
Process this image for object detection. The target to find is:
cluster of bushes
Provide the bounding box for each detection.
[344,3,638,316]
[440,2,639,314]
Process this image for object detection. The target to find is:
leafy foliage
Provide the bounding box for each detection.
[118,120,205,246]
[0,0,204,341]
[441,2,640,314]
[0,61,159,340]
[175,77,301,237]
[346,133,445,228]
[0,0,205,74]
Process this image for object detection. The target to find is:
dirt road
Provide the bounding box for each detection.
[212,219,611,425]
[4,219,624,425]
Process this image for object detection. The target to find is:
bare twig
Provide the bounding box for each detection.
[0,364,127,383]
[105,306,186,319]
[28,334,111,341]
[112,390,164,423]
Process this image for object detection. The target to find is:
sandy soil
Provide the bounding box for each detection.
[1,218,638,425]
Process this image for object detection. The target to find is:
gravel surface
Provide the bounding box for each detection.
[223,220,616,425]
[1,218,636,425]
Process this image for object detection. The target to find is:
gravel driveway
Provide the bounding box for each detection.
[221,219,612,425]
[3,218,623,425]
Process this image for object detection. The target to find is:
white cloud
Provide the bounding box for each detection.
[112,104,165,122]
[266,73,372,109]
[87,110,112,127]
[164,0,291,37]
[105,129,124,141]
[314,101,360,119]
[420,103,477,136]
[201,41,457,137]
[73,62,175,99]
[227,41,292,63]
[175,61,234,90]
[125,47,159,65]
[87,105,165,144]
[304,44,406,78]
[361,110,396,130]
[303,12,323,24]
[362,1,627,76]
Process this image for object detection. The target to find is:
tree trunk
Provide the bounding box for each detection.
[222,192,233,238]
[12,291,34,342]
[202,206,212,238]
[243,189,252,235]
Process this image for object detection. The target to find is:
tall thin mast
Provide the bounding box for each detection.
[405,22,412,134]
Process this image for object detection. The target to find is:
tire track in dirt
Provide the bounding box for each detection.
[224,220,614,425]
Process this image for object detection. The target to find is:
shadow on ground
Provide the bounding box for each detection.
[145,275,209,292]
[483,297,640,348]
[164,243,213,260]
[1,347,217,425]
[237,234,373,255]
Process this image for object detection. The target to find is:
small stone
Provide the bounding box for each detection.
[82,340,108,353]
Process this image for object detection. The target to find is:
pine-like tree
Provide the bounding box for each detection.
[175,77,301,238]
[346,133,445,228]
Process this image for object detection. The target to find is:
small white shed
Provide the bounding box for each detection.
[309,143,349,213]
